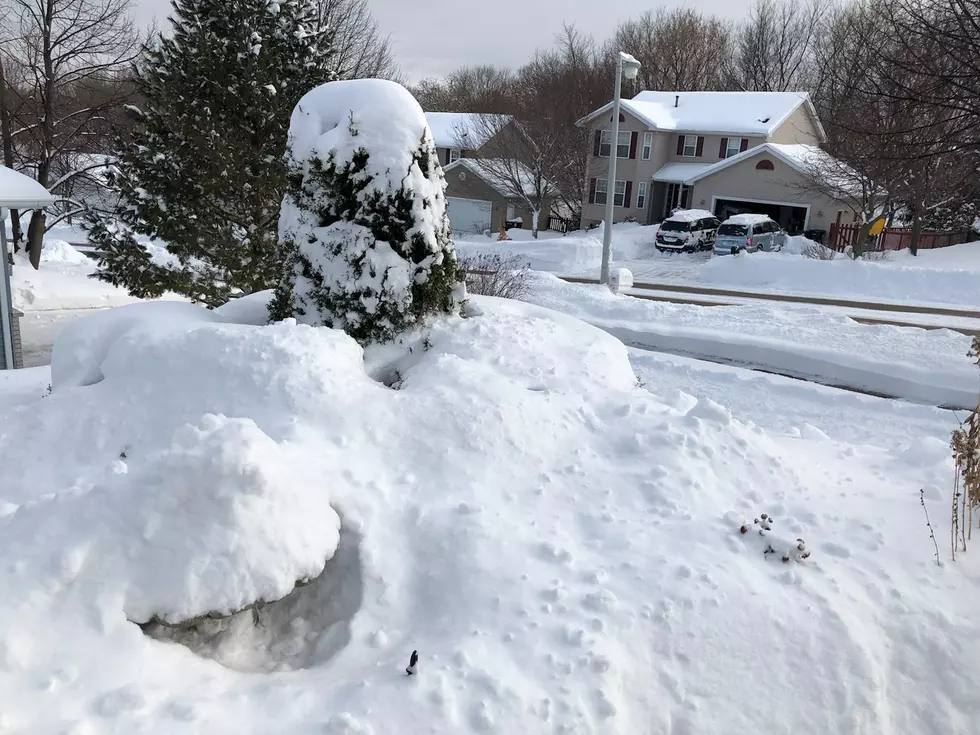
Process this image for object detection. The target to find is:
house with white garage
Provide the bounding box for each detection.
[425,111,556,235]
[575,91,852,235]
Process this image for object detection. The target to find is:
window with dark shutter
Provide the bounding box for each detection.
[695,136,704,157]
[676,136,684,155]
[588,178,597,204]
[628,132,638,159]
[624,181,633,208]
[719,137,728,158]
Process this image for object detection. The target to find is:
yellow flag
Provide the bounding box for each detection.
[868,217,886,236]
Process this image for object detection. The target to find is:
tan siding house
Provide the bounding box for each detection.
[577,90,849,236]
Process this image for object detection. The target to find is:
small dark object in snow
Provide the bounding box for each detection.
[740,524,749,534]
[406,649,418,675]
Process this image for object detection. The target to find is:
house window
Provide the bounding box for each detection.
[594,178,608,205]
[449,148,462,163]
[637,181,647,210]
[595,179,627,206]
[725,138,745,158]
[642,132,653,160]
[664,183,690,215]
[682,135,698,157]
[756,159,775,170]
[600,130,631,158]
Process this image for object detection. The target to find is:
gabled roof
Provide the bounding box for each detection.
[444,158,557,198]
[651,143,833,185]
[424,112,510,150]
[0,166,55,208]
[576,91,825,141]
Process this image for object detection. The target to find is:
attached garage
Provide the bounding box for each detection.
[712,197,810,233]
[446,196,493,236]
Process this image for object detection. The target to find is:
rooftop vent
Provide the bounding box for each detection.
[674,95,679,108]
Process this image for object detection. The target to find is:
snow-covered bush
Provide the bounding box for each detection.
[269,79,458,343]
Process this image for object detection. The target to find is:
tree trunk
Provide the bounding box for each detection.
[0,54,23,252]
[852,221,873,259]
[909,212,922,256]
[27,211,46,269]
[531,208,540,239]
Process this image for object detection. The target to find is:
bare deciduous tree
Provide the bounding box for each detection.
[611,9,730,91]
[411,65,514,114]
[724,0,830,91]
[315,0,400,81]
[2,0,139,266]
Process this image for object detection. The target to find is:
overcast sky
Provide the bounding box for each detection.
[131,0,753,81]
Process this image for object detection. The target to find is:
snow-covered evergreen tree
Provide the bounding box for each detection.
[269,79,458,343]
[92,0,335,307]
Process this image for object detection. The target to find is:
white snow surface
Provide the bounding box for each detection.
[623,90,811,136]
[0,293,979,733]
[720,212,773,226]
[525,272,979,408]
[664,208,715,223]
[0,165,55,207]
[701,248,980,307]
[423,111,509,150]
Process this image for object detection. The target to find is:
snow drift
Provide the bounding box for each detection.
[0,293,977,733]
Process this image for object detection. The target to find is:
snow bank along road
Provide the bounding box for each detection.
[526,274,980,411]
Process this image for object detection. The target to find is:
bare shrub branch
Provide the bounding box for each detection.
[457,252,531,301]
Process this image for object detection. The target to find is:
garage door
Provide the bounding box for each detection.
[447,197,492,236]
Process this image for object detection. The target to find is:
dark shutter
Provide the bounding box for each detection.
[624,181,633,208]
[740,138,749,152]
[445,149,451,166]
[628,131,638,159]
[593,130,602,156]
[676,136,685,155]
[719,137,728,158]
[695,136,704,157]
[588,178,597,204]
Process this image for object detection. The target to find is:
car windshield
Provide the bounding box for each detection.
[717,223,749,236]
[661,221,692,232]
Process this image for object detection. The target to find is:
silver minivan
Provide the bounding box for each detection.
[712,214,786,256]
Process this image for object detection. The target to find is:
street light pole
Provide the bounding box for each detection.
[600,52,641,285]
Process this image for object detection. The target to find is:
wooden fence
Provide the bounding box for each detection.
[547,215,575,234]
[828,223,975,252]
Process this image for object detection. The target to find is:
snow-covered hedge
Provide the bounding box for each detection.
[270,79,458,343]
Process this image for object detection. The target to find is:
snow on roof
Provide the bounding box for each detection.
[578,91,820,138]
[652,161,717,183]
[665,208,716,222]
[722,213,774,225]
[445,158,556,198]
[0,166,55,208]
[424,112,510,150]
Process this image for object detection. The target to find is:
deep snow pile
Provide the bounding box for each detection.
[700,246,980,307]
[1,295,978,733]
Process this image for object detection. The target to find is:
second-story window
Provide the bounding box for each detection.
[725,138,746,158]
[682,135,699,157]
[600,130,631,158]
[449,148,462,164]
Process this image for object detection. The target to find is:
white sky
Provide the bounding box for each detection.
[132,0,754,81]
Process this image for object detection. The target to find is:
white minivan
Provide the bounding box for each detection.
[655,209,721,253]
[712,214,786,256]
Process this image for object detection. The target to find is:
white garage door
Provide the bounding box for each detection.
[447,197,493,236]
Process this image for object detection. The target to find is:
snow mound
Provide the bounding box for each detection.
[40,239,89,265]
[1,292,978,732]
[700,250,980,307]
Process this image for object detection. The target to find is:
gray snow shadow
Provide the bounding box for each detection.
[142,522,364,673]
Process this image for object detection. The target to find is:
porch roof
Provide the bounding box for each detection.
[651,161,717,184]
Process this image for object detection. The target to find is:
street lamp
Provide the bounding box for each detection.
[600,51,641,285]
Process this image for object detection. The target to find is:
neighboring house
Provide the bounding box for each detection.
[425,111,556,235]
[441,158,555,235]
[424,112,510,167]
[575,91,851,234]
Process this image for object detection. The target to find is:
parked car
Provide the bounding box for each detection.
[712,214,786,256]
[655,209,720,253]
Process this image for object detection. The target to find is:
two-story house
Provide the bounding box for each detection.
[576,91,851,235]
[424,112,556,235]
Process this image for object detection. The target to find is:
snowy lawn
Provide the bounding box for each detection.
[0,293,977,734]
[525,272,980,409]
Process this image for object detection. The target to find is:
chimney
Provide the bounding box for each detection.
[674,95,679,108]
